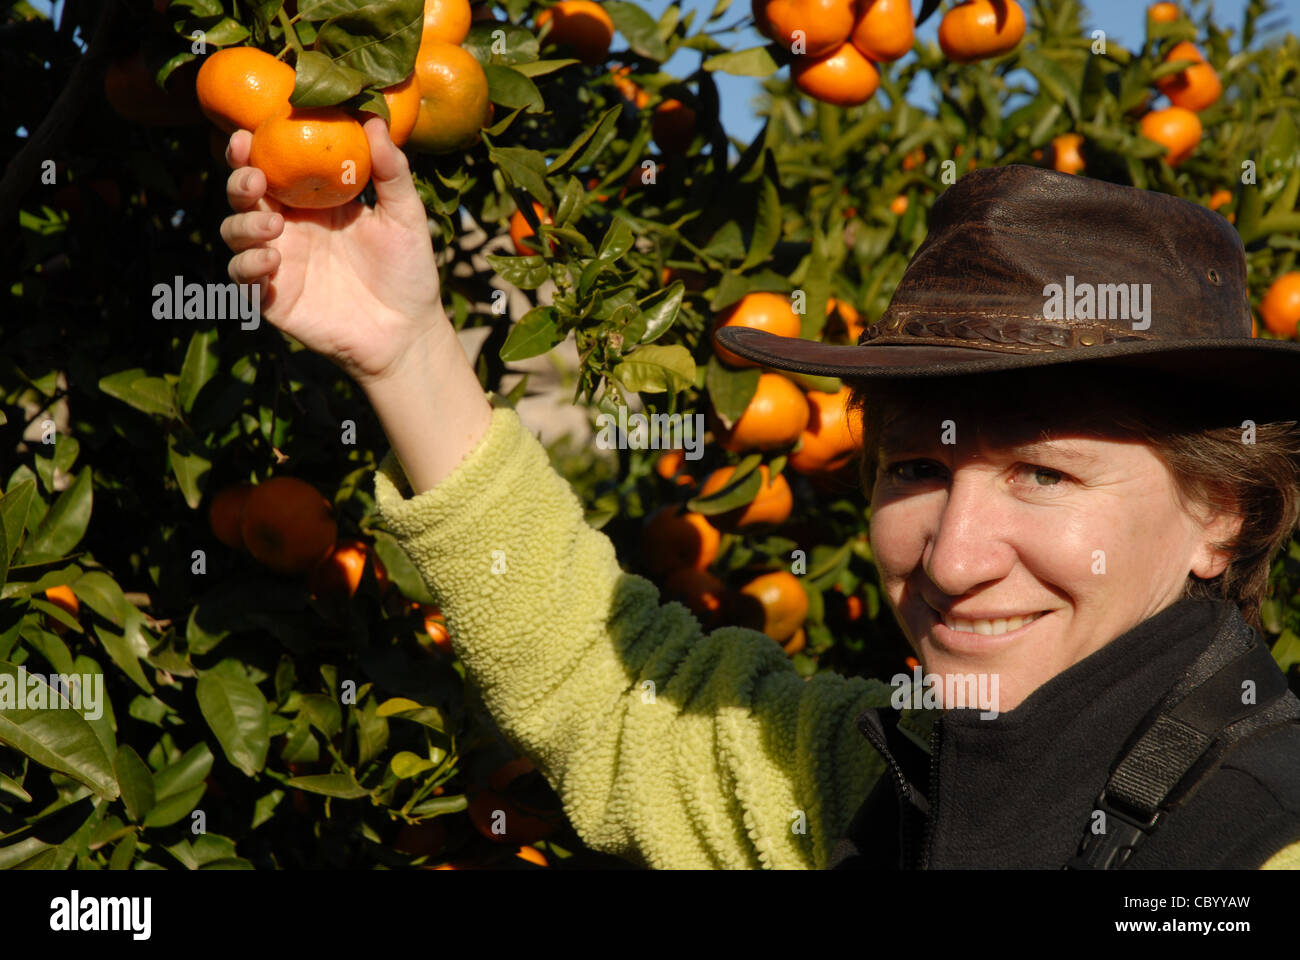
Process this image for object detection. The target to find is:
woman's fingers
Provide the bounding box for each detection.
[227,246,281,285]
[220,211,285,253]
[362,118,429,230]
[224,129,253,170]
[226,164,274,214]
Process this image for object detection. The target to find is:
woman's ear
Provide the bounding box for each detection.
[1190,499,1244,580]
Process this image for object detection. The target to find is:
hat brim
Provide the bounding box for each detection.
[715,327,1300,411]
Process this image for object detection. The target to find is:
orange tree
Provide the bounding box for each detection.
[2,0,1298,870]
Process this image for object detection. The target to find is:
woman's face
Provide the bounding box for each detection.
[869,407,1239,713]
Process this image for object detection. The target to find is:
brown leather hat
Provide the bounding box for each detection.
[715,164,1300,413]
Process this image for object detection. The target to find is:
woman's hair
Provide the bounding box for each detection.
[845,364,1300,632]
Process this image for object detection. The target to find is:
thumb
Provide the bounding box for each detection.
[363,117,427,228]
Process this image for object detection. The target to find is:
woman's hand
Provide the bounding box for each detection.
[219,117,446,388]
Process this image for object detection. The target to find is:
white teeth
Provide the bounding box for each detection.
[942,610,1043,635]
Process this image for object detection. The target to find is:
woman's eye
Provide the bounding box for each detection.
[1017,465,1065,487]
[885,460,945,482]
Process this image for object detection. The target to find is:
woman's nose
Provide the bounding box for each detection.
[922,467,1016,598]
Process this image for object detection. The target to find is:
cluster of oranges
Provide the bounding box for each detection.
[754,0,1026,108]
[206,477,452,651]
[1135,3,1220,167]
[189,0,492,209]
[641,292,867,657]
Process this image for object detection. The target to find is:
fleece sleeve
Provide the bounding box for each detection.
[372,403,892,869]
[1261,839,1300,869]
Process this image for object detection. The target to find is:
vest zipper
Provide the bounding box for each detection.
[856,712,918,867]
[918,716,942,870]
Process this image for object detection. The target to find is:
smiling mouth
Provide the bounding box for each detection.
[933,609,1049,637]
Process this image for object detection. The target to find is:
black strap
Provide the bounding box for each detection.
[1065,608,1300,869]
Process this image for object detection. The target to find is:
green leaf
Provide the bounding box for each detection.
[98,369,178,418]
[154,742,214,800]
[168,433,210,510]
[1272,629,1300,673]
[34,433,79,493]
[0,770,31,803]
[1018,49,1080,123]
[115,744,155,823]
[463,22,540,65]
[485,253,550,289]
[291,49,370,107]
[108,833,136,870]
[500,306,561,362]
[71,571,129,627]
[409,794,469,816]
[704,45,779,77]
[143,785,206,828]
[483,64,544,113]
[688,464,763,515]
[548,106,623,177]
[313,0,424,88]
[196,660,270,778]
[511,58,578,78]
[21,467,91,561]
[613,345,695,394]
[178,328,219,413]
[604,0,668,61]
[287,771,369,799]
[390,751,434,778]
[0,479,36,564]
[706,355,760,426]
[486,145,552,207]
[741,167,782,271]
[93,610,154,694]
[0,661,118,800]
[300,693,342,738]
[637,282,684,343]
[370,531,436,605]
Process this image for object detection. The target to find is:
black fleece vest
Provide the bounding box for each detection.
[828,598,1300,869]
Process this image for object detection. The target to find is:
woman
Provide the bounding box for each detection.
[220,122,1300,868]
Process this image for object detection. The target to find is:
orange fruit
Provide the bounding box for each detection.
[698,464,794,529]
[759,0,856,59]
[536,0,615,64]
[381,74,421,147]
[1259,273,1300,340]
[792,41,880,107]
[652,99,697,154]
[662,568,728,624]
[641,505,721,578]
[889,194,908,215]
[423,0,472,43]
[824,297,864,343]
[938,0,1026,63]
[611,66,650,108]
[789,386,861,475]
[418,604,455,653]
[516,846,548,866]
[310,538,387,600]
[713,292,802,367]
[654,449,697,487]
[782,627,807,656]
[1138,106,1201,165]
[901,147,925,170]
[1156,41,1221,112]
[736,570,808,642]
[43,582,79,629]
[1148,2,1179,24]
[467,779,563,845]
[509,201,554,255]
[248,106,372,208]
[1207,188,1232,211]
[850,0,915,62]
[104,51,202,126]
[209,483,253,549]
[1049,132,1085,175]
[409,41,492,154]
[195,47,296,134]
[715,373,811,453]
[239,477,338,574]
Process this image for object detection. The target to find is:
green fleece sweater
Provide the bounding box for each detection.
[373,404,1300,871]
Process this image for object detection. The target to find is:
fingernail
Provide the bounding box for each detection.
[266,213,282,231]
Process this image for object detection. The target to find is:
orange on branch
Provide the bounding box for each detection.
[1048,133,1085,175]
[195,46,295,134]
[1138,106,1201,165]
[641,505,721,578]
[851,0,915,62]
[509,201,554,255]
[652,99,697,155]
[380,74,421,147]
[938,0,1026,63]
[423,0,472,43]
[792,41,880,107]
[736,570,808,642]
[611,66,651,108]
[1148,2,1178,22]
[239,477,338,574]
[714,373,810,453]
[1259,273,1300,340]
[409,41,492,153]
[789,386,861,475]
[760,0,856,59]
[824,297,864,343]
[309,539,386,600]
[536,0,616,64]
[698,464,794,529]
[1155,41,1221,112]
[662,568,729,624]
[209,483,253,549]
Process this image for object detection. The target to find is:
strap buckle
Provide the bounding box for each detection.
[1063,793,1162,870]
